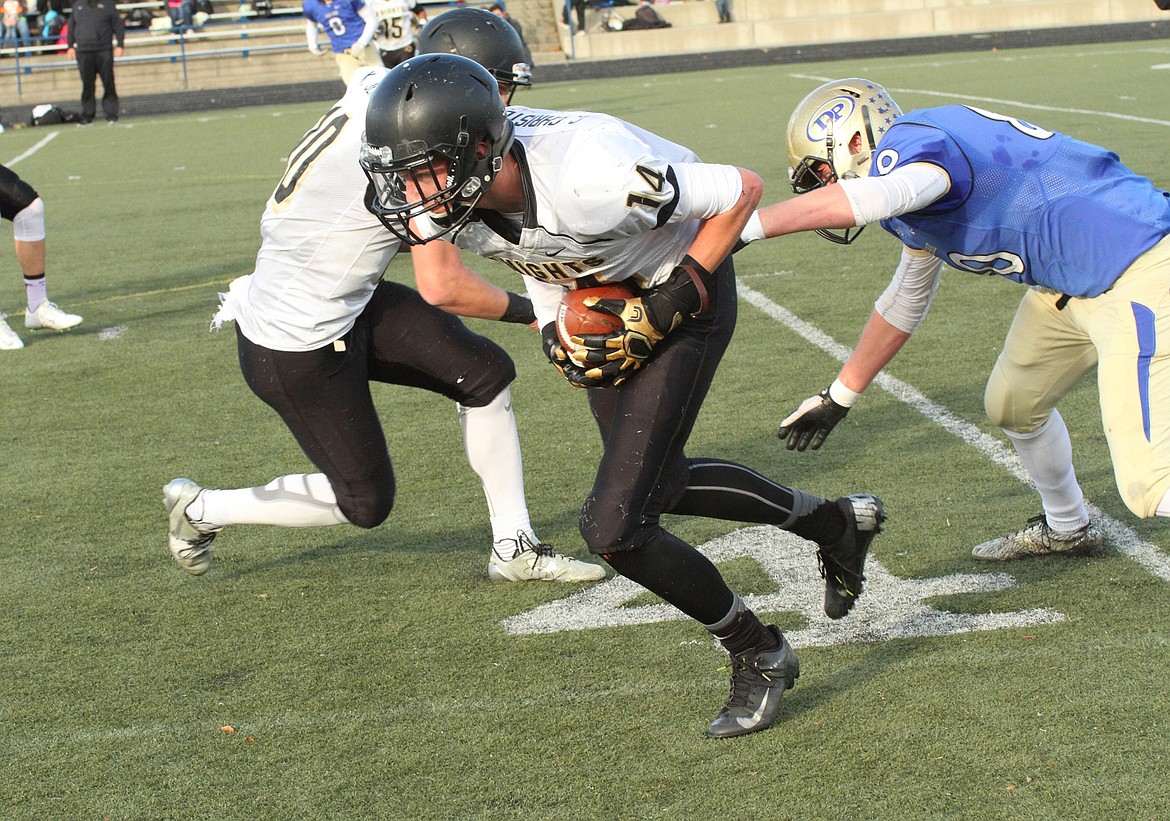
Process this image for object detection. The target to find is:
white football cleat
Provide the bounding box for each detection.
[0,314,24,350]
[163,478,221,575]
[25,301,83,331]
[488,531,606,583]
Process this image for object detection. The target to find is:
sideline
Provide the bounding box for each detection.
[737,280,1170,582]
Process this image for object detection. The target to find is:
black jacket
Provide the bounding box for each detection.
[67,0,125,51]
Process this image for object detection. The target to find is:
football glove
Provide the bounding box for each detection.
[573,256,713,380]
[541,323,618,389]
[777,388,849,451]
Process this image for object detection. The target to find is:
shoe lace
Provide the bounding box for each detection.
[720,655,770,709]
[815,548,861,591]
[1019,514,1048,535]
[493,530,556,562]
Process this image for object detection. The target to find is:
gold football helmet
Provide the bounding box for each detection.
[785,78,902,244]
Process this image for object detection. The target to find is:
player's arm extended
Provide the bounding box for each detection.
[409,238,533,323]
[779,246,942,450]
[743,162,949,241]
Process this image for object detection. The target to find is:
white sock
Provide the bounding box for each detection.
[24,276,47,313]
[191,473,350,529]
[1004,410,1090,532]
[457,388,535,547]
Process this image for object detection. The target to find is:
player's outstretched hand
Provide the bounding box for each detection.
[541,323,618,389]
[777,389,849,451]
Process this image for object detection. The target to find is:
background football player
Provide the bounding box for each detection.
[0,163,83,351]
[740,78,1170,560]
[303,0,380,83]
[415,6,531,103]
[165,21,603,584]
[367,0,425,68]
[360,54,888,738]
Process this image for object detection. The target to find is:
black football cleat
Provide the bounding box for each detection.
[707,626,799,739]
[818,494,887,619]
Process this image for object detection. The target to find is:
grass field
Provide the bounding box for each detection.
[4,40,1170,820]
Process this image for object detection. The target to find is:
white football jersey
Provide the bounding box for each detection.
[218,66,400,352]
[418,106,745,326]
[368,0,418,52]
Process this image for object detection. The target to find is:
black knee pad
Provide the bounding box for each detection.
[458,352,516,409]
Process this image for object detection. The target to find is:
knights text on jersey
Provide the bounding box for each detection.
[422,106,743,291]
[367,0,416,51]
[223,66,400,352]
[873,105,1170,297]
[303,0,368,52]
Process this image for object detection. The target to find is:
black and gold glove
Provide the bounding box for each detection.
[573,256,713,381]
[540,323,619,389]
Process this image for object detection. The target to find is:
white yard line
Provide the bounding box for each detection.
[787,72,1170,127]
[5,130,60,166]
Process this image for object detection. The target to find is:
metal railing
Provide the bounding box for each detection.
[1,4,309,97]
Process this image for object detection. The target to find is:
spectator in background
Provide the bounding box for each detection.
[621,0,669,30]
[715,0,731,23]
[39,5,64,44]
[65,0,124,124]
[488,2,531,66]
[2,0,32,51]
[166,0,195,30]
[564,0,584,34]
[0,164,84,351]
[303,0,380,83]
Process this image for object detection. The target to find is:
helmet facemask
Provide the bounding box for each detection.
[362,123,507,245]
[360,54,515,246]
[495,61,532,105]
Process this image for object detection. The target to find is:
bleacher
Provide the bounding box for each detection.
[554,0,1170,61]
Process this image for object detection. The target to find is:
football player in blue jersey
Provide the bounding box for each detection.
[303,0,380,83]
[741,78,1170,560]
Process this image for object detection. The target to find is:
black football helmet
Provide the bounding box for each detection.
[360,53,515,245]
[416,7,532,104]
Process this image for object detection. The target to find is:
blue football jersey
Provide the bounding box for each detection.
[303,0,367,52]
[874,105,1170,297]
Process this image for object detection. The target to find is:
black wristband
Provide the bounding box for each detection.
[500,292,536,325]
[676,254,713,317]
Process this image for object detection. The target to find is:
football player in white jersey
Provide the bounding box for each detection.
[359,54,888,739]
[164,38,603,584]
[367,0,424,68]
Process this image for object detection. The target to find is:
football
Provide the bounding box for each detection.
[556,282,633,353]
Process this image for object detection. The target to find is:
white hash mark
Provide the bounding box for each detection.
[501,526,1065,646]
